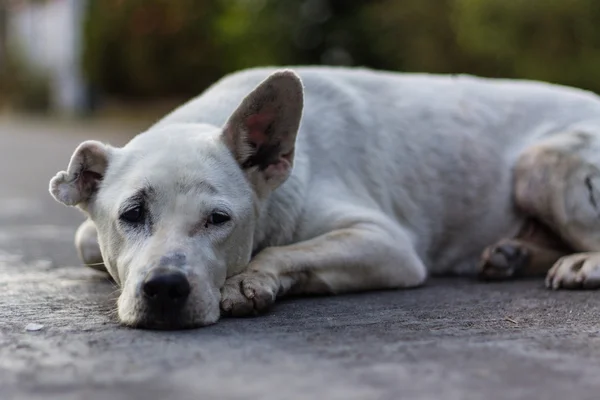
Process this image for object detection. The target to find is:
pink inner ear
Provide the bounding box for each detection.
[245,112,274,147]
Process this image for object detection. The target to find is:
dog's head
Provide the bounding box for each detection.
[49,70,303,329]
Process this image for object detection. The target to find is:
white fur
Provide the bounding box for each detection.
[49,66,600,328]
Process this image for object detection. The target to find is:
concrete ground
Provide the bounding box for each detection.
[1,116,600,400]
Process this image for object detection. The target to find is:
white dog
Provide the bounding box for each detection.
[50,66,600,329]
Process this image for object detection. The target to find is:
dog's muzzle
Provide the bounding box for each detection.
[125,265,218,330]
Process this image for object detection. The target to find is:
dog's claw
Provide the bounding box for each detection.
[243,286,256,299]
[220,299,233,313]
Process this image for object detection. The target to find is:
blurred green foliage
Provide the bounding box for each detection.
[0,46,51,112]
[83,0,600,98]
[83,0,224,97]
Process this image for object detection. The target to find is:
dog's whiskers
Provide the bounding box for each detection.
[106,279,119,290]
[104,307,119,320]
[84,262,106,267]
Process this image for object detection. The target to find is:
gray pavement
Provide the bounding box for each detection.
[1,116,600,400]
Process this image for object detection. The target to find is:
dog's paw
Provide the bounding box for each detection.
[478,240,530,281]
[546,252,600,290]
[75,219,106,272]
[220,270,279,317]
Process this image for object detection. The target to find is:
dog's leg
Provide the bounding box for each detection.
[513,130,600,288]
[220,221,426,317]
[74,218,107,273]
[478,219,572,280]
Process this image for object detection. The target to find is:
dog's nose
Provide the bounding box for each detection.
[142,268,190,306]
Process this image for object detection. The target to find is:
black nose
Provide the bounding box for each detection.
[142,269,190,307]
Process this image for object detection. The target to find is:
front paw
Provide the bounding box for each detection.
[220,270,279,317]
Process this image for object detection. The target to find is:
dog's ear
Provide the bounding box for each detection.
[222,70,304,189]
[49,140,111,207]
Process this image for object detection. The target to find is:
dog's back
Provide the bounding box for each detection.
[154,67,600,273]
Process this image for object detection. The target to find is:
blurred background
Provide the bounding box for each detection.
[1,0,599,119]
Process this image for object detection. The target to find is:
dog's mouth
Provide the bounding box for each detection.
[125,314,215,331]
[120,302,220,330]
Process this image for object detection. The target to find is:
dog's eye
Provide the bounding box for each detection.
[120,206,144,224]
[207,211,230,226]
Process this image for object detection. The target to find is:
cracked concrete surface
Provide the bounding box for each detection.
[1,117,599,400]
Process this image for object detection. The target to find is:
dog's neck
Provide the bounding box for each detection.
[251,173,306,256]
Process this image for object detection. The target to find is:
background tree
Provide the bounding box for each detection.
[82,0,600,99]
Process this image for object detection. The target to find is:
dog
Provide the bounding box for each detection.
[49,66,600,329]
